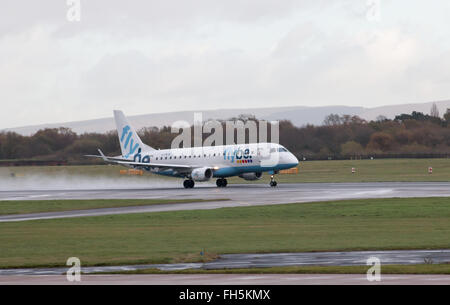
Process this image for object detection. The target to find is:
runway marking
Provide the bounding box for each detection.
[424,277,450,281]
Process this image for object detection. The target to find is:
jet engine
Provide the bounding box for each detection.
[239,172,263,181]
[191,167,213,181]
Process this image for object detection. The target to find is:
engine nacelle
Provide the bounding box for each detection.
[239,172,263,181]
[191,167,213,181]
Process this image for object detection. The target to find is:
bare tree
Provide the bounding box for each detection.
[430,103,440,117]
[376,115,387,122]
[323,114,341,126]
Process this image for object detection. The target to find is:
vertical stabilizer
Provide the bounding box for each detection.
[113,110,155,158]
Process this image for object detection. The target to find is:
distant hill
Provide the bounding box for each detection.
[359,100,450,121]
[3,100,450,135]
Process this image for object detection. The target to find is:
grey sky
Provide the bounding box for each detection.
[1,0,450,128]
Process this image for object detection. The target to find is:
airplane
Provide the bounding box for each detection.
[87,110,299,188]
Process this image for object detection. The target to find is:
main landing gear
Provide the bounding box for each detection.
[216,178,228,187]
[269,175,277,187]
[183,179,195,188]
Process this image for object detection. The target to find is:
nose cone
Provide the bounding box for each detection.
[289,152,299,166]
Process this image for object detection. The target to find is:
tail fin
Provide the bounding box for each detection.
[113,110,155,158]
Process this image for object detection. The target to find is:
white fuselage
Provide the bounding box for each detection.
[128,142,299,178]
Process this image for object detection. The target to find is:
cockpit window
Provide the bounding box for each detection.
[270,147,288,153]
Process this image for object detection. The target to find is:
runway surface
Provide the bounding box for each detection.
[1,274,450,285]
[1,182,450,222]
[1,183,450,284]
[1,249,449,276]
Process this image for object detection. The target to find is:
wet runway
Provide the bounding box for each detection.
[1,249,449,276]
[1,183,450,284]
[2,274,450,285]
[1,182,450,222]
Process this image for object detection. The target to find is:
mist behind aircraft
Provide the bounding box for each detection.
[0,170,184,192]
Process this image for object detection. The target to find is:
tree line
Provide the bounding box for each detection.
[0,109,449,162]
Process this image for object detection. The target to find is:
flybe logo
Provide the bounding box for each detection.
[120,125,140,158]
[224,147,253,164]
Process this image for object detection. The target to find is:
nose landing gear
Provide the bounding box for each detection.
[269,175,277,187]
[216,178,228,187]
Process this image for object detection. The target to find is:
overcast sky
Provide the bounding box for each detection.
[1,0,450,128]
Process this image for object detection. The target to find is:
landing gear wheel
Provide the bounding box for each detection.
[183,179,195,188]
[269,175,277,187]
[216,178,228,187]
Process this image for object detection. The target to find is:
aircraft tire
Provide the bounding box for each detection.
[216,178,228,187]
[184,180,195,188]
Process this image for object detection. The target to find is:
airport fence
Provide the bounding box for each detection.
[295,153,450,161]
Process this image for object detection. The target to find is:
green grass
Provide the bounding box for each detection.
[0,199,227,216]
[1,197,450,269]
[231,158,450,183]
[103,264,450,275]
[1,158,449,183]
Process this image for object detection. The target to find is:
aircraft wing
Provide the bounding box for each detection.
[85,149,193,172]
